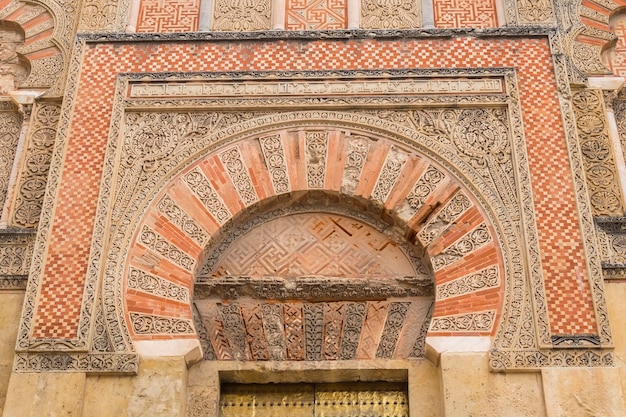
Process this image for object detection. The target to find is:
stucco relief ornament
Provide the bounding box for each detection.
[516,0,553,23]
[124,113,178,172]
[361,0,421,29]
[452,109,516,210]
[213,0,271,31]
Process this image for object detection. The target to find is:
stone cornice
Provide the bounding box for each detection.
[77,26,558,44]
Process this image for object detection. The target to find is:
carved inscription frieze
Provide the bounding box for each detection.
[128,78,504,99]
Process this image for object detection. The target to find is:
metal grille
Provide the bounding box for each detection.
[219,381,409,417]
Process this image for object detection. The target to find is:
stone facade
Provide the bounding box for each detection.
[1,0,626,416]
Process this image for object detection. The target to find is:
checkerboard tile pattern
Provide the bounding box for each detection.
[433,0,498,29]
[31,36,598,339]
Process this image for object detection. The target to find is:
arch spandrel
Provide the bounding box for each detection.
[119,124,507,362]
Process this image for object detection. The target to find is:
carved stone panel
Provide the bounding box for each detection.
[572,89,624,216]
[361,0,421,29]
[0,109,22,211]
[78,0,118,32]
[212,0,271,31]
[516,0,554,25]
[11,103,60,228]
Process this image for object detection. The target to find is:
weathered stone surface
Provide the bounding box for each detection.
[82,357,187,417]
[440,353,547,417]
[542,367,626,417]
[0,292,24,416]
[596,282,626,410]
[2,372,86,417]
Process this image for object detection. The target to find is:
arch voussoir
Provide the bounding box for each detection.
[121,126,506,359]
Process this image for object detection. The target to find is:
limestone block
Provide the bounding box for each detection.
[542,367,626,417]
[83,357,187,417]
[2,372,86,417]
[606,282,626,402]
[440,352,546,417]
[408,360,443,417]
[0,292,25,415]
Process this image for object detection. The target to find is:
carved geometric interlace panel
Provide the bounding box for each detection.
[136,0,200,32]
[0,111,21,210]
[286,0,347,30]
[212,0,271,31]
[361,0,421,29]
[573,89,624,216]
[203,212,419,278]
[433,0,498,28]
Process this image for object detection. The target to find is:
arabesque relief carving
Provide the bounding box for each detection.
[11,103,60,228]
[361,0,421,29]
[0,109,22,211]
[515,0,554,25]
[572,89,624,216]
[78,0,118,31]
[212,0,271,31]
